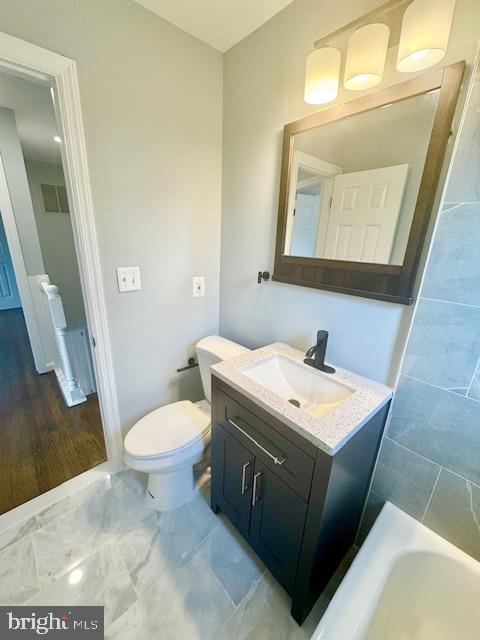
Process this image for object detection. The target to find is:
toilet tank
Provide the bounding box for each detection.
[196,335,250,402]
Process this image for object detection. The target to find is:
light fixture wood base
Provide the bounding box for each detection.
[314,0,415,51]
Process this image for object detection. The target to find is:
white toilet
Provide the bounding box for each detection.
[123,335,250,511]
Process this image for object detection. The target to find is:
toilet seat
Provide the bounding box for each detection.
[124,400,210,460]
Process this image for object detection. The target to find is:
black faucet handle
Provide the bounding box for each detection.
[305,345,316,358]
[317,329,329,343]
[304,330,335,374]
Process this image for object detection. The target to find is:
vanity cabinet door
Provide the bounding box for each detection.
[249,460,308,593]
[214,425,254,538]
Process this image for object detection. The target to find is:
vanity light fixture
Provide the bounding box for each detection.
[397,0,456,72]
[305,0,455,104]
[344,23,390,90]
[304,47,341,104]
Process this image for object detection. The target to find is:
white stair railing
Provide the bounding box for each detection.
[39,281,87,407]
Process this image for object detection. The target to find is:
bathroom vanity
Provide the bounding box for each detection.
[210,343,392,624]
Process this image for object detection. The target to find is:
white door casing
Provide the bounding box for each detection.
[0,31,123,471]
[322,164,409,263]
[284,151,343,254]
[314,177,334,258]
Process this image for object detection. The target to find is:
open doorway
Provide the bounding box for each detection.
[0,69,106,514]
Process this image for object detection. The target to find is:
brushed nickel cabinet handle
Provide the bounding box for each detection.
[227,418,286,466]
[241,461,250,495]
[252,471,262,506]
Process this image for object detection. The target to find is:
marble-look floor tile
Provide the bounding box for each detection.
[1,469,351,636]
[0,515,39,552]
[387,376,480,485]
[423,469,480,561]
[215,572,309,640]
[27,543,137,627]
[105,552,234,640]
[34,476,110,528]
[403,298,480,391]
[0,477,109,553]
[371,438,440,519]
[0,535,40,604]
[198,515,264,605]
[33,472,152,583]
[110,470,147,497]
[118,489,218,595]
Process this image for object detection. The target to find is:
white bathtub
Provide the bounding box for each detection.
[312,501,480,640]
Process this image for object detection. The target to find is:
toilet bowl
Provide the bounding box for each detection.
[123,336,250,511]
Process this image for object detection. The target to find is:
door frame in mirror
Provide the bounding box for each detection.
[273,61,465,305]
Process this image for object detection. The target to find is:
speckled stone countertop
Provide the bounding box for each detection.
[211,342,393,456]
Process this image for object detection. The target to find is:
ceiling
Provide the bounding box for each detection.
[133,0,295,52]
[0,71,62,165]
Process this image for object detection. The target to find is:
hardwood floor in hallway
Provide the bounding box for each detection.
[0,308,107,515]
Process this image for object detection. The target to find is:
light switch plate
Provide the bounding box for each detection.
[192,276,205,297]
[117,266,141,292]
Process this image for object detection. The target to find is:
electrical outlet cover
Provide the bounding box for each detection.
[192,276,205,297]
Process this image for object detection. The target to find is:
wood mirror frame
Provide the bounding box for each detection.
[273,61,465,305]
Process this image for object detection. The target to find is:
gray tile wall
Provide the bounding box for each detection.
[361,70,480,558]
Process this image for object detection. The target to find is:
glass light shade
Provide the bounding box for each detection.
[304,47,341,104]
[397,0,456,72]
[344,23,390,90]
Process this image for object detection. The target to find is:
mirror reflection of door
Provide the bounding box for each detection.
[291,193,320,256]
[284,151,342,257]
[321,164,409,263]
[284,90,439,265]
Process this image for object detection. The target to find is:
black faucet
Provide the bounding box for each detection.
[304,330,335,374]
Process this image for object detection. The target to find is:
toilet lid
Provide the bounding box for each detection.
[124,400,210,458]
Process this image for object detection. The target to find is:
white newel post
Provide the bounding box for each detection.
[40,282,87,407]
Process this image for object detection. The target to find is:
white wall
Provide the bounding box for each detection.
[25,160,87,330]
[0,0,223,432]
[0,107,44,276]
[220,0,480,385]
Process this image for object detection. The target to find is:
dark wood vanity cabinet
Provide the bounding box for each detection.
[248,458,308,593]
[210,375,390,624]
[215,424,308,592]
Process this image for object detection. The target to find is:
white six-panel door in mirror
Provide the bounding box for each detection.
[284,90,439,265]
[323,164,409,263]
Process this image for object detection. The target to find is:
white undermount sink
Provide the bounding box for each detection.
[239,353,354,419]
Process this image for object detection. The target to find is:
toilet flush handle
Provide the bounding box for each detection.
[176,357,199,373]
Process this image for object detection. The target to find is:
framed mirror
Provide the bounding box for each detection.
[273,61,465,304]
